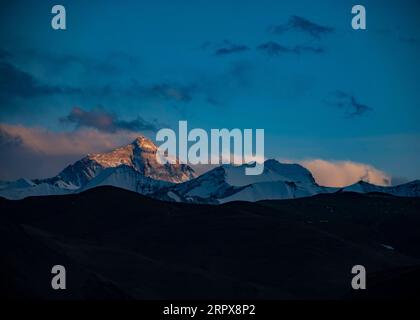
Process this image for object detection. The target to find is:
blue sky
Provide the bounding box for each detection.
[0,0,419,183]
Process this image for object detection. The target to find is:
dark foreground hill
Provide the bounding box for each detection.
[1,186,420,299]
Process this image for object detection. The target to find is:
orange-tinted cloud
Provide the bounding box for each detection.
[0,123,148,180]
[60,107,159,133]
[299,159,391,187]
[0,123,141,156]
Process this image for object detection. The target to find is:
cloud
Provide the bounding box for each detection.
[0,49,220,109]
[0,61,82,110]
[0,124,143,157]
[269,15,334,39]
[6,48,139,78]
[299,159,391,187]
[206,97,222,106]
[60,107,159,133]
[0,127,23,147]
[390,176,410,186]
[0,123,150,180]
[0,58,215,110]
[214,41,249,56]
[0,62,78,100]
[199,40,249,56]
[0,52,192,106]
[139,83,193,102]
[372,28,420,45]
[398,36,420,44]
[327,91,372,117]
[257,41,324,56]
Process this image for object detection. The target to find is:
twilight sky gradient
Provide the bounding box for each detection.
[0,0,419,185]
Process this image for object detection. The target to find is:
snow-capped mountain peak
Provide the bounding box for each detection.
[13,136,196,194]
[342,179,420,197]
[54,136,196,187]
[154,159,325,203]
[223,159,316,187]
[0,136,197,199]
[89,136,196,183]
[87,135,157,168]
[132,136,159,152]
[1,137,419,202]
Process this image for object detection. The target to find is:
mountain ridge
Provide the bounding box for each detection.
[1,136,419,201]
[52,136,196,187]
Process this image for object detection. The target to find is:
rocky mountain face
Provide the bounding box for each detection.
[0,136,419,202]
[54,136,196,188]
[342,180,420,197]
[0,136,196,199]
[153,159,334,203]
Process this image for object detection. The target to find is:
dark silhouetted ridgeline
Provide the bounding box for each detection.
[1,186,420,299]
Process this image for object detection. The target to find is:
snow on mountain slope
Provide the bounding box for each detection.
[154,166,238,203]
[82,165,173,195]
[0,178,69,200]
[0,178,35,190]
[343,180,420,197]
[224,159,316,187]
[49,157,104,188]
[1,135,419,202]
[44,136,196,188]
[219,181,311,203]
[153,159,331,203]
[0,182,71,200]
[88,136,196,183]
[0,136,196,200]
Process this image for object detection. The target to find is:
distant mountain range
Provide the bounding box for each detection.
[1,136,419,201]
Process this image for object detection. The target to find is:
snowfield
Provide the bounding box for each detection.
[1,136,419,202]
